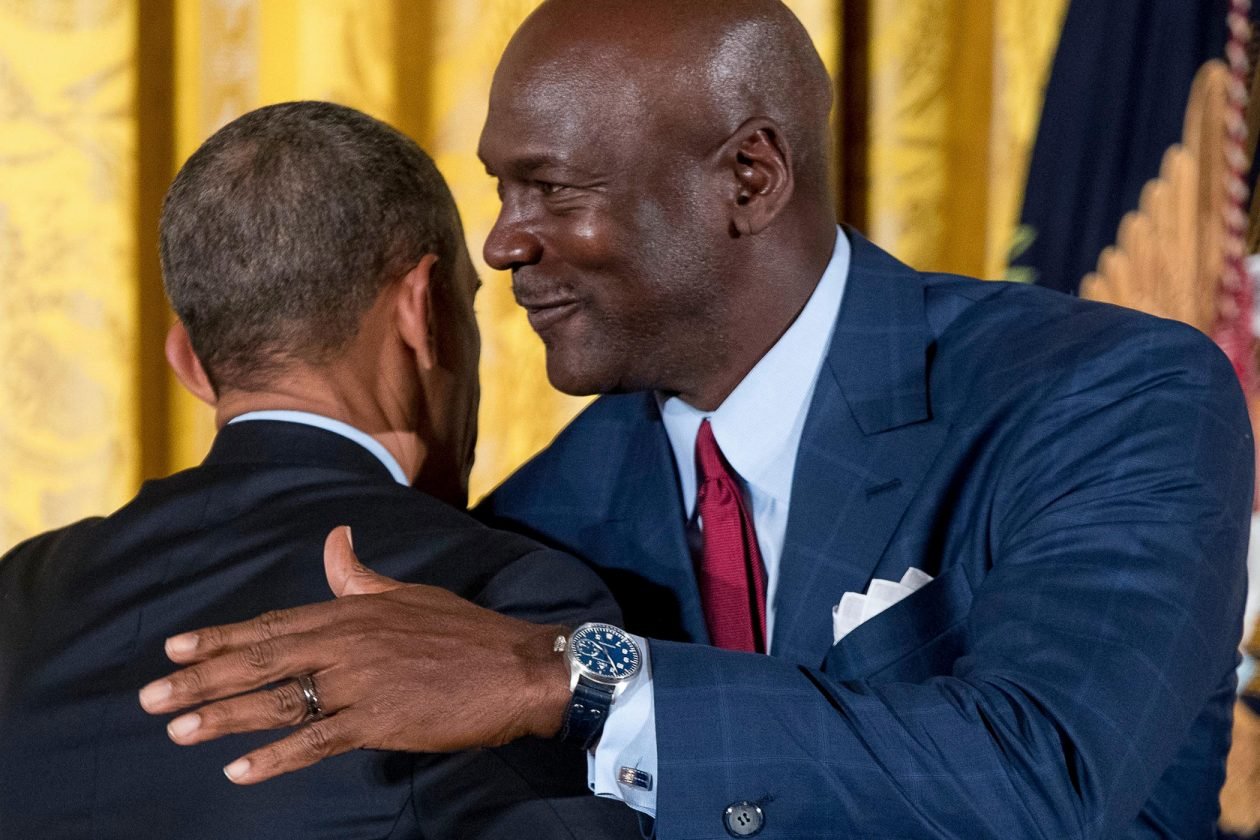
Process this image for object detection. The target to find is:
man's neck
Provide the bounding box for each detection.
[676,225,839,411]
[214,381,424,488]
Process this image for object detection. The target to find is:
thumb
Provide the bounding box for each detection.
[324,526,404,596]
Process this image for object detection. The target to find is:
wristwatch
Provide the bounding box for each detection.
[557,622,642,750]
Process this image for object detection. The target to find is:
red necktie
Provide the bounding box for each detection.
[694,419,768,653]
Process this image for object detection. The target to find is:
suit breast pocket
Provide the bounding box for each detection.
[820,563,975,684]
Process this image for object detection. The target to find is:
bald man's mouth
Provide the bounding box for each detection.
[516,295,581,334]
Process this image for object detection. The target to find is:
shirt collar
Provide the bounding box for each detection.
[659,226,850,516]
[227,410,410,487]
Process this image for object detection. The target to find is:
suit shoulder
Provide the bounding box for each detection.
[0,518,105,653]
[329,476,620,625]
[924,281,1243,430]
[922,274,1102,332]
[930,278,1230,371]
[265,473,551,567]
[118,462,559,600]
[1,517,104,581]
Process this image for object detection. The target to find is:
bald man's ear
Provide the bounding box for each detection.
[395,253,441,371]
[165,321,217,406]
[723,118,794,237]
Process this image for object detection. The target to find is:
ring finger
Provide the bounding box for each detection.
[165,674,338,746]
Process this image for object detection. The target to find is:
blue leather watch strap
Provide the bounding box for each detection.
[559,679,615,750]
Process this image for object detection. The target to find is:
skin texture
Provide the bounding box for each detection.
[151,529,571,782]
[169,244,483,508]
[141,0,843,784]
[481,0,836,408]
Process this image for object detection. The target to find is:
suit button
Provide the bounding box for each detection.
[723,801,764,836]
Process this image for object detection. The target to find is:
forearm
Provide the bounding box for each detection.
[649,641,1095,840]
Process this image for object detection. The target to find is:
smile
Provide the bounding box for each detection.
[521,300,580,333]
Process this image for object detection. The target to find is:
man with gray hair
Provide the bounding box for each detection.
[0,100,639,839]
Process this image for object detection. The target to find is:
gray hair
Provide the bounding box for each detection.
[160,100,459,391]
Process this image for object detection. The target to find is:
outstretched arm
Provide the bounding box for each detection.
[140,322,1252,837]
[638,322,1254,838]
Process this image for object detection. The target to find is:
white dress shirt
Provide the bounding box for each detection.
[1240,513,1260,693]
[228,410,410,487]
[588,228,851,817]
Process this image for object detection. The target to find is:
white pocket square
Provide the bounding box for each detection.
[832,567,933,643]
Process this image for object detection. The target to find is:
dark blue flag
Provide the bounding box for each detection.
[1011,0,1251,293]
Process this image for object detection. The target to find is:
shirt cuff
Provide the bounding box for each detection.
[586,633,657,818]
[1240,648,1257,695]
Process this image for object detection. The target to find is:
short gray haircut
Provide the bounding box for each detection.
[160,100,459,391]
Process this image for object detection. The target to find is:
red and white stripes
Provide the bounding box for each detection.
[1216,0,1256,389]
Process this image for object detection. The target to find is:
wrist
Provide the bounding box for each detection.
[518,622,573,739]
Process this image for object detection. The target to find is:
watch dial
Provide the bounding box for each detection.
[572,624,640,682]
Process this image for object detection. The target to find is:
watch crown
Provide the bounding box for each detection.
[553,634,568,653]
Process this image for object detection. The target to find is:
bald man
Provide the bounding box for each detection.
[141,3,1252,838]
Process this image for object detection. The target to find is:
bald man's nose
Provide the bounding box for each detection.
[483,215,542,271]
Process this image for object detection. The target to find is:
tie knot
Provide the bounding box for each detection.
[695,419,733,484]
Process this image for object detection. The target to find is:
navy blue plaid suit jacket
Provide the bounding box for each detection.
[479,230,1254,839]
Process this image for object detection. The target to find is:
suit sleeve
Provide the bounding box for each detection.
[647,325,1253,839]
[408,546,644,840]
[472,546,623,627]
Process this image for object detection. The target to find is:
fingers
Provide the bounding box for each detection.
[140,631,332,715]
[165,678,322,746]
[221,711,367,785]
[323,526,402,597]
[160,526,406,667]
[162,604,307,665]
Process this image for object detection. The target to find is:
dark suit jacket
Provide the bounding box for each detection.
[479,230,1254,839]
[0,420,640,840]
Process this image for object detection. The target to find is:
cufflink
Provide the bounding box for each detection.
[617,766,653,791]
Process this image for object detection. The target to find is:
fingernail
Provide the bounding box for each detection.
[224,758,251,782]
[139,680,173,710]
[166,634,198,656]
[167,713,200,740]
[345,526,353,549]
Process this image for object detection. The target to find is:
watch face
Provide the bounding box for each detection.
[570,623,641,684]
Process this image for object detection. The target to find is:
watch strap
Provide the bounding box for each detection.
[559,679,615,750]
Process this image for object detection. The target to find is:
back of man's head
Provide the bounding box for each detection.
[160,101,458,393]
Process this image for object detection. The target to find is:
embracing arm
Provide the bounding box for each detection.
[137,323,1251,838]
[140,528,642,837]
[139,528,574,775]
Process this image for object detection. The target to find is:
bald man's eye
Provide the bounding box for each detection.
[535,180,570,197]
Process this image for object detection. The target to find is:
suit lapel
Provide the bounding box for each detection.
[771,231,950,665]
[603,395,710,643]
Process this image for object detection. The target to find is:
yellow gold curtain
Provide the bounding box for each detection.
[0,0,1061,550]
[865,0,1067,279]
[0,0,139,546]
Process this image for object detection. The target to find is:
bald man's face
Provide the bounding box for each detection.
[478,52,732,397]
